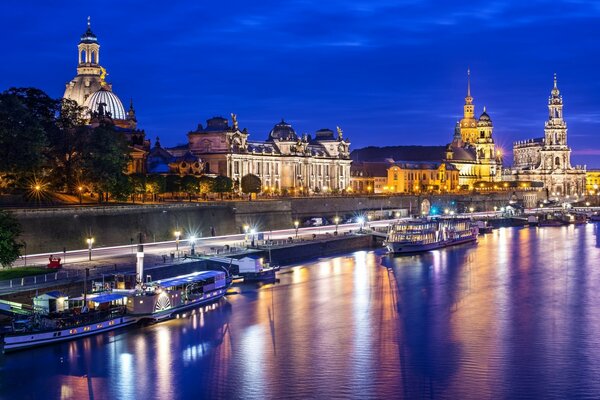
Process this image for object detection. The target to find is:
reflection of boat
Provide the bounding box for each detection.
[589,213,600,222]
[538,214,567,227]
[384,218,478,254]
[2,270,229,353]
[474,220,493,234]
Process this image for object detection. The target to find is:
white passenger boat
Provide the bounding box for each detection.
[384,218,478,254]
[2,270,229,353]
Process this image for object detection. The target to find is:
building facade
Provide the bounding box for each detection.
[444,70,503,187]
[504,75,586,196]
[165,116,351,194]
[586,169,600,194]
[63,18,149,174]
[350,161,459,194]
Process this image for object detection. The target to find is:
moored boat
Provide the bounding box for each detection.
[2,270,229,353]
[384,218,478,254]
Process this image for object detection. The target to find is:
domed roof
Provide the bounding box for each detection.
[268,119,298,141]
[80,17,98,44]
[478,107,492,127]
[84,88,126,120]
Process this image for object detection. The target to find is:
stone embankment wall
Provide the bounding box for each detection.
[11,191,535,253]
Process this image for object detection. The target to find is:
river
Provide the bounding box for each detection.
[1,225,600,399]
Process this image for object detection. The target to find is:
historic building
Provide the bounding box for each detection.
[503,75,586,196]
[163,115,351,193]
[444,70,503,187]
[350,161,459,194]
[586,170,600,194]
[63,18,150,174]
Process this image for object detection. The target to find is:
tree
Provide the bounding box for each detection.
[146,174,166,201]
[46,99,88,193]
[241,174,261,196]
[0,89,51,186]
[129,173,147,202]
[0,210,23,268]
[181,175,198,202]
[198,176,215,198]
[81,123,130,203]
[166,175,182,196]
[213,175,233,200]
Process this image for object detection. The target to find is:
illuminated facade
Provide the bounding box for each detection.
[350,161,459,194]
[444,70,503,187]
[586,170,600,194]
[63,18,149,174]
[167,116,351,193]
[504,75,586,196]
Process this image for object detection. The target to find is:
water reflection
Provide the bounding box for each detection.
[1,227,600,399]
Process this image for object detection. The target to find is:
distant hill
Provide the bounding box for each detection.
[350,145,446,162]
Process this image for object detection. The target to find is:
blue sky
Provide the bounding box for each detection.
[2,1,600,166]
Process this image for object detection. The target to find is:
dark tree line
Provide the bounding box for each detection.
[0,87,131,202]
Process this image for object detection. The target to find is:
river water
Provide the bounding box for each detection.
[1,225,600,399]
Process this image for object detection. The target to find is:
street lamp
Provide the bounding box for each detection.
[334,216,340,233]
[174,230,181,252]
[243,224,249,243]
[189,236,196,255]
[78,186,83,204]
[86,237,94,261]
[469,207,474,214]
[357,216,365,232]
[294,220,299,238]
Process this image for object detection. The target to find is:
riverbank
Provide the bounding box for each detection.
[0,232,381,304]
[12,192,534,253]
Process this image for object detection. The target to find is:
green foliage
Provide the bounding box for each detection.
[241,174,261,194]
[181,175,199,201]
[166,175,182,193]
[146,174,166,199]
[0,88,51,180]
[213,175,233,198]
[81,123,131,202]
[198,176,215,194]
[0,210,23,268]
[0,267,49,280]
[46,99,89,192]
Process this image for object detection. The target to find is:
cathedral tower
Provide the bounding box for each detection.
[64,17,109,107]
[459,69,478,143]
[540,74,572,170]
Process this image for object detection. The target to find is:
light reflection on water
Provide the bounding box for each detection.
[1,225,600,399]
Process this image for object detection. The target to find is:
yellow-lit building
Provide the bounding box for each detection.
[386,162,459,194]
[586,169,600,194]
[350,161,459,194]
[444,70,503,187]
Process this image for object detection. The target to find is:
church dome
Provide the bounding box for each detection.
[84,88,126,120]
[478,108,492,127]
[268,119,298,141]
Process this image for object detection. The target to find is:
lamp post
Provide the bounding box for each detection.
[78,186,83,204]
[243,224,249,244]
[294,220,299,238]
[86,237,94,261]
[189,236,196,256]
[357,216,365,233]
[334,216,340,234]
[174,230,181,252]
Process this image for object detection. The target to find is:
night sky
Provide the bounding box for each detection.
[2,1,600,166]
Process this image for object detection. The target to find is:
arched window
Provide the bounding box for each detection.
[91,51,96,64]
[80,49,87,63]
[555,157,560,167]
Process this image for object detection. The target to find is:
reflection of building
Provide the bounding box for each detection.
[444,70,502,187]
[163,116,351,193]
[350,160,459,194]
[504,75,586,196]
[586,169,600,194]
[63,18,149,174]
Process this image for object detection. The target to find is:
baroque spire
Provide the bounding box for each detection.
[465,68,473,105]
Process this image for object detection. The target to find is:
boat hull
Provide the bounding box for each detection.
[3,287,229,353]
[3,315,138,353]
[386,235,477,254]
